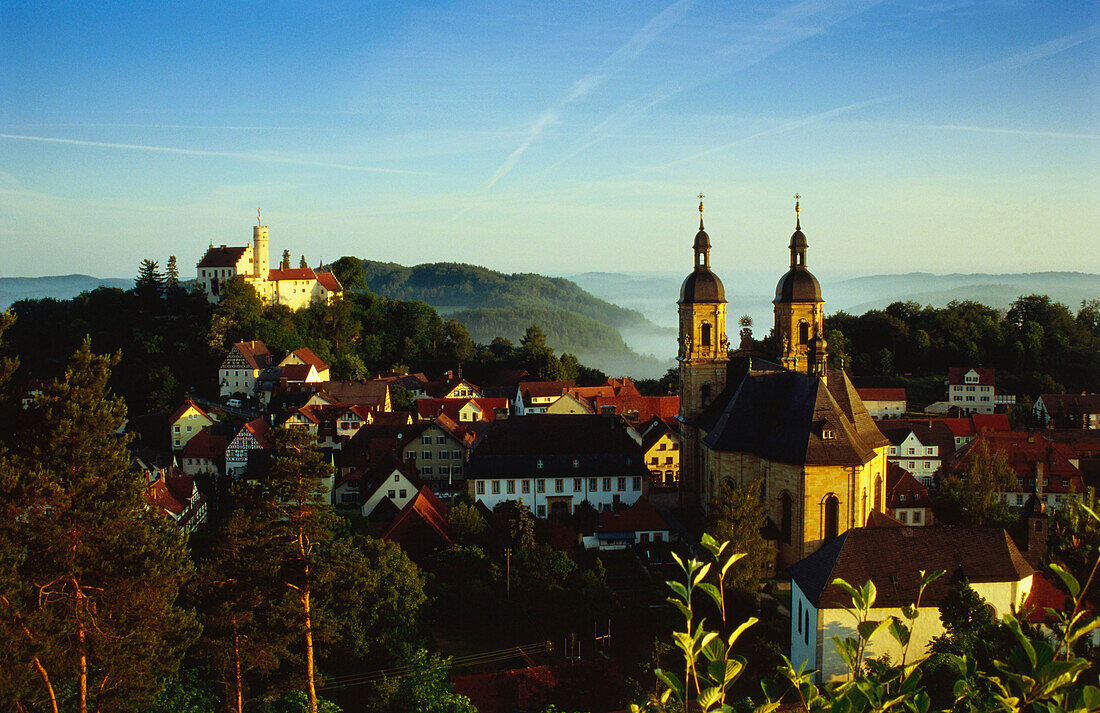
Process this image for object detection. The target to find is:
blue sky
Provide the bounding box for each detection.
[1,0,1097,281]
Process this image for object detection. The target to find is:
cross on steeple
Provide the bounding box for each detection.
[794,193,801,229]
[698,193,705,229]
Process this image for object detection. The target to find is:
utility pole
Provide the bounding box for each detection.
[505,547,512,601]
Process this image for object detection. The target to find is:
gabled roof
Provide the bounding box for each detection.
[416,397,509,422]
[941,413,1012,438]
[282,347,329,372]
[424,377,482,399]
[314,380,389,408]
[468,414,649,478]
[381,486,453,553]
[169,398,214,425]
[236,418,273,450]
[789,525,1034,609]
[315,271,342,292]
[591,394,679,423]
[886,463,934,509]
[1038,393,1100,414]
[698,368,888,467]
[876,419,955,453]
[182,427,228,459]
[403,414,476,448]
[518,380,575,399]
[948,367,995,385]
[280,364,316,383]
[360,453,423,497]
[641,417,676,451]
[197,245,248,268]
[231,340,272,370]
[951,431,1083,492]
[594,497,669,534]
[855,387,907,402]
[267,267,317,281]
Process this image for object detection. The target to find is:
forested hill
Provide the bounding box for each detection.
[353,260,649,330]
[336,259,673,376]
[0,274,132,308]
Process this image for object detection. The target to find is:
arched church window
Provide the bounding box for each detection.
[701,321,712,347]
[874,476,882,511]
[861,490,867,525]
[701,384,711,406]
[799,320,809,344]
[781,492,792,545]
[824,495,839,541]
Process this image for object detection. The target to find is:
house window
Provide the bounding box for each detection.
[408,451,416,460]
[491,481,500,495]
[907,448,915,455]
[421,435,431,444]
[437,436,446,444]
[536,479,545,493]
[536,459,544,469]
[537,505,546,518]
[640,533,649,543]
[701,321,712,347]
[799,320,809,344]
[573,459,580,469]
[421,466,432,476]
[1016,494,1024,505]
[394,474,400,481]
[507,480,515,494]
[422,451,432,460]
[898,511,908,524]
[476,481,485,495]
[632,476,641,491]
[603,477,611,491]
[912,510,922,524]
[573,478,582,492]
[522,480,530,494]
[453,450,462,460]
[822,430,836,440]
[388,490,396,498]
[617,477,626,492]
[665,457,673,464]
[174,425,181,433]
[651,457,659,465]
[555,479,564,493]
[588,478,597,491]
[399,489,407,498]
[439,466,449,475]
[452,466,462,475]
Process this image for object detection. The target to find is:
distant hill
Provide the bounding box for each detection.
[351,260,673,378]
[0,275,132,309]
[831,272,1100,314]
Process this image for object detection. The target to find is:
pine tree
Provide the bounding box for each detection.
[281,250,291,270]
[0,339,197,712]
[165,255,180,288]
[705,479,770,597]
[299,255,308,269]
[135,258,166,301]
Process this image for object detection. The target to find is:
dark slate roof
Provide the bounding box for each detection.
[468,414,649,479]
[773,267,822,303]
[315,380,389,408]
[678,268,726,304]
[697,368,888,467]
[788,525,1035,609]
[197,245,248,268]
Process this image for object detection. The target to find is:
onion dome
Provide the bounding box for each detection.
[679,199,726,304]
[773,197,823,304]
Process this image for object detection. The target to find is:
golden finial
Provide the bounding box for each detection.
[698,193,705,213]
[794,193,801,229]
[257,208,262,226]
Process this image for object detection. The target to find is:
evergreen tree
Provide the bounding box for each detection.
[705,479,770,598]
[0,339,197,712]
[165,255,180,288]
[135,258,166,308]
[299,255,309,269]
[281,250,291,270]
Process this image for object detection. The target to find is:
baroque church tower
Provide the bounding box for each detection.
[677,198,728,506]
[773,197,824,373]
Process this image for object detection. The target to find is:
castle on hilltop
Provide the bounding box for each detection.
[677,197,890,568]
[196,212,342,309]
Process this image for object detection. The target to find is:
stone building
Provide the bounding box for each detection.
[678,199,890,567]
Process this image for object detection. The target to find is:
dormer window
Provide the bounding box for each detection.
[822,429,836,440]
[572,459,579,469]
[536,459,544,469]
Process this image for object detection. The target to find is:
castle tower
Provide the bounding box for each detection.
[678,198,729,508]
[773,196,824,373]
[253,209,269,278]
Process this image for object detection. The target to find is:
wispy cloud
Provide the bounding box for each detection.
[0,133,435,175]
[481,0,698,191]
[924,124,1100,140]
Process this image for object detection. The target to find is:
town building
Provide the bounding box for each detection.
[513,381,574,415]
[583,497,671,550]
[196,213,342,309]
[170,399,216,452]
[399,415,476,499]
[641,417,680,486]
[950,431,1085,512]
[416,397,509,423]
[219,340,272,398]
[946,367,997,414]
[788,520,1034,681]
[884,463,934,525]
[1033,393,1100,429]
[225,418,273,477]
[876,419,955,487]
[678,199,890,567]
[467,414,650,518]
[144,471,208,534]
[854,388,907,420]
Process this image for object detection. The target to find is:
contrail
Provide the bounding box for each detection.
[481,0,698,191]
[0,133,435,175]
[925,125,1100,141]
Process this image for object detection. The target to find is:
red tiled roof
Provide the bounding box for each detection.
[182,428,228,458]
[285,347,329,371]
[169,398,213,425]
[243,418,274,450]
[416,397,509,422]
[267,267,317,281]
[519,381,575,399]
[942,413,1012,438]
[315,271,342,292]
[886,462,934,509]
[197,245,248,268]
[381,486,452,553]
[233,340,272,370]
[145,477,186,516]
[855,388,907,402]
[951,432,1083,493]
[1038,393,1100,415]
[595,497,668,534]
[590,395,679,422]
[280,364,315,383]
[948,367,995,385]
[1022,572,1088,623]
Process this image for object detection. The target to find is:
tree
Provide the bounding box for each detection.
[362,649,477,713]
[330,256,367,292]
[935,439,1016,527]
[281,250,291,270]
[300,255,309,269]
[704,479,770,597]
[206,276,264,352]
[135,258,166,309]
[165,255,180,288]
[494,500,535,551]
[0,340,197,713]
[445,502,486,544]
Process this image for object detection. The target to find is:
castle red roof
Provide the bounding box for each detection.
[948,367,996,386]
[267,267,317,281]
[855,388,907,402]
[315,271,342,292]
[197,246,248,268]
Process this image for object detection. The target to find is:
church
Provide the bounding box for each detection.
[677,198,890,567]
[196,212,343,310]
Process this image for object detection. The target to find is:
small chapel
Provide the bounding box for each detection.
[677,198,890,567]
[196,212,343,310]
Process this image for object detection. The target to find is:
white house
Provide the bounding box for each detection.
[946,367,996,415]
[788,521,1035,682]
[219,341,273,398]
[854,388,907,420]
[224,418,273,477]
[513,381,573,416]
[467,414,650,519]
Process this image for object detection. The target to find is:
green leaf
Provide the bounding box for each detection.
[666,579,689,602]
[693,561,712,586]
[727,616,758,648]
[697,686,723,710]
[698,582,723,610]
[720,552,746,579]
[857,618,890,642]
[1048,562,1081,599]
[654,668,683,700]
[887,617,910,647]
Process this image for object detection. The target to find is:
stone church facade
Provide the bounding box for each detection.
[678,199,890,567]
